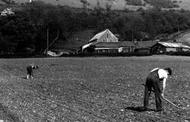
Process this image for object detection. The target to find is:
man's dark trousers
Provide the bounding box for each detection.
[144,69,163,111]
[27,66,33,76]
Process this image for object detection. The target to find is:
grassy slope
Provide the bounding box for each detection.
[0,56,189,121]
[167,30,190,45]
[178,0,190,10]
[15,0,190,10]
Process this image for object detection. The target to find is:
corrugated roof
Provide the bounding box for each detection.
[135,41,157,48]
[158,42,190,48]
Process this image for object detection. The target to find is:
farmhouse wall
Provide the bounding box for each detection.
[166,48,177,52]
[95,48,118,54]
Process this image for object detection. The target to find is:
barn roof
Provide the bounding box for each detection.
[82,29,119,50]
[135,41,157,48]
[158,42,190,49]
[94,41,135,48]
[89,29,118,43]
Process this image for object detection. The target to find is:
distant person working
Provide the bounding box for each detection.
[26,64,38,79]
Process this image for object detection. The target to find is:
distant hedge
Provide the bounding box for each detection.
[169,51,190,56]
[70,52,152,57]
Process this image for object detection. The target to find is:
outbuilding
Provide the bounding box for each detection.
[133,41,157,55]
[151,42,190,54]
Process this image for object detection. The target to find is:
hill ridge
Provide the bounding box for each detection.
[11,0,190,10]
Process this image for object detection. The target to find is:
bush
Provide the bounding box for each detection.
[169,51,190,56]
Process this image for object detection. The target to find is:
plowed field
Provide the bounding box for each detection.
[0,56,189,122]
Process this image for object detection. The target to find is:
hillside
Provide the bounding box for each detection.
[0,0,189,10]
[174,30,190,46]
[1,0,190,53]
[12,0,190,10]
[178,0,190,10]
[157,30,190,46]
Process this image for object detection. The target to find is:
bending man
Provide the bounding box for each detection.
[143,67,172,112]
[26,64,39,79]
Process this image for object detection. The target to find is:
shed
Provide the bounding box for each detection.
[134,41,157,54]
[151,42,190,54]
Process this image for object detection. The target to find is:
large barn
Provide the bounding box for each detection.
[151,42,190,54]
[82,29,118,52]
[82,29,135,54]
[94,41,135,54]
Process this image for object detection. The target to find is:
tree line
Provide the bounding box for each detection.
[0,1,190,55]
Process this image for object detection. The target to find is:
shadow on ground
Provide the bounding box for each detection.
[21,76,27,79]
[125,106,155,112]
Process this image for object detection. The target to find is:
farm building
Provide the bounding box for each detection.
[94,41,135,54]
[82,29,135,54]
[133,41,157,55]
[82,29,118,51]
[151,42,190,54]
